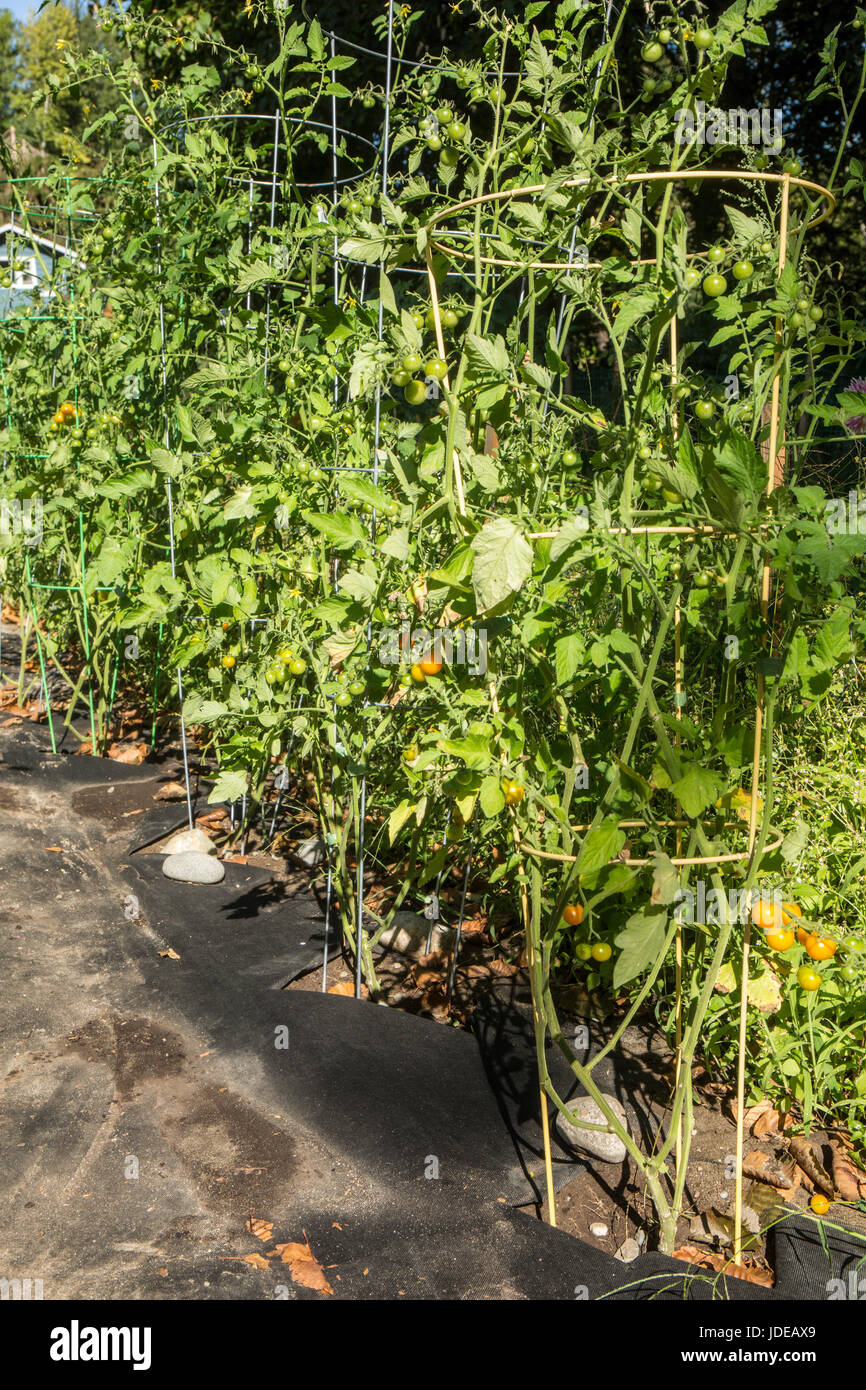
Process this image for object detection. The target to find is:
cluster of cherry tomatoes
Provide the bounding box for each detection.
[561,902,615,964]
[752,898,863,993]
[48,401,82,438]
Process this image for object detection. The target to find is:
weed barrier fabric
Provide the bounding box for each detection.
[1,740,860,1301]
[123,854,335,988]
[471,981,667,1193]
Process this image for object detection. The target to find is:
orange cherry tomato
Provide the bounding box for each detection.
[796,926,811,946]
[764,926,795,952]
[805,934,837,961]
[562,904,584,927]
[751,899,781,929]
[810,1194,830,1215]
[419,657,443,676]
[781,902,802,926]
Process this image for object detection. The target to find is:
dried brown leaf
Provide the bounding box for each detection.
[274,1236,334,1296]
[742,1151,800,1195]
[241,1253,272,1270]
[789,1136,836,1198]
[246,1217,274,1242]
[672,1246,774,1288]
[830,1141,866,1202]
[152,781,188,802]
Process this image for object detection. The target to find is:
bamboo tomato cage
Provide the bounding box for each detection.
[423,168,836,1261]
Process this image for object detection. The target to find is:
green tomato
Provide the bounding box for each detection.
[404,379,428,406]
[575,942,592,961]
[436,105,453,124]
[562,449,578,468]
[789,311,805,329]
[706,245,726,264]
[703,273,727,297]
[348,681,366,696]
[335,691,352,708]
[642,41,663,62]
[440,148,460,168]
[447,121,466,142]
[426,135,442,152]
[694,570,712,588]
[693,28,713,49]
[845,935,865,952]
[808,305,823,322]
[392,370,411,388]
[684,267,701,288]
[732,260,754,280]
[288,657,307,676]
[424,357,448,381]
[839,964,857,982]
[410,311,425,329]
[783,158,802,176]
[402,352,423,372]
[441,307,459,329]
[657,28,671,43]
[695,399,715,421]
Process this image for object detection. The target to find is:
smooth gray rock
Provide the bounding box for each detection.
[294,835,328,867]
[377,911,456,956]
[614,1238,641,1264]
[162,827,216,856]
[557,1093,629,1163]
[161,851,225,885]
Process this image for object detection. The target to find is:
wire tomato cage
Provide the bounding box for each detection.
[421,165,836,1257]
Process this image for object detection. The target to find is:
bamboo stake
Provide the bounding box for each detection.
[734,173,791,1266]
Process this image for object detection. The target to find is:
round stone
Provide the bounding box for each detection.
[162,827,216,856]
[589,1222,609,1239]
[162,851,225,885]
[557,1093,629,1163]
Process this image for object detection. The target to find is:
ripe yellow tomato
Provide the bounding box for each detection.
[502,780,524,806]
[410,663,426,683]
[764,926,795,952]
[591,942,612,962]
[751,899,781,930]
[810,1194,830,1215]
[805,934,837,961]
[419,657,442,676]
[781,901,802,926]
[221,654,236,669]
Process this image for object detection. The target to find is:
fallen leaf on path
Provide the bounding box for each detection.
[158,948,180,961]
[789,1136,836,1198]
[152,781,188,801]
[273,1235,334,1296]
[241,1253,271,1270]
[672,1246,774,1287]
[830,1141,866,1202]
[246,1217,274,1242]
[742,1151,800,1195]
[107,741,148,764]
[327,981,369,998]
[45,846,64,853]
[223,853,247,865]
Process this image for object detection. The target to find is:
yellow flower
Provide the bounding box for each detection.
[241,90,252,106]
[56,39,66,49]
